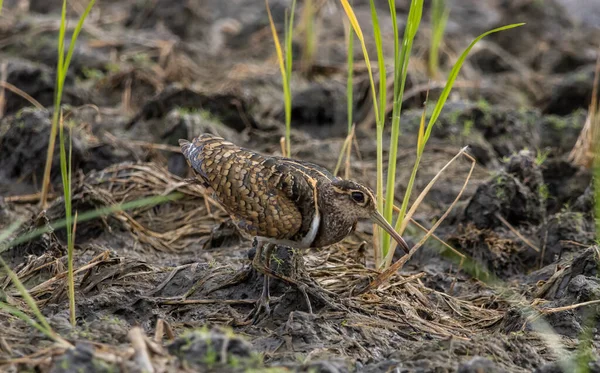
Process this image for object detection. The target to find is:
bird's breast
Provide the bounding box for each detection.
[310,210,356,248]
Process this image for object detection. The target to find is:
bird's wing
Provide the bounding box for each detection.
[179,134,304,240]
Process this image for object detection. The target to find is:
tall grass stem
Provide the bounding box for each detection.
[381,0,424,266]
[385,23,525,268]
[39,0,96,208]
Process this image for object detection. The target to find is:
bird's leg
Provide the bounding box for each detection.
[251,238,264,270]
[261,243,276,301]
[246,240,276,323]
[296,282,313,314]
[257,243,275,318]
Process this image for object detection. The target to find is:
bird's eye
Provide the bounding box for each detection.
[351,191,365,204]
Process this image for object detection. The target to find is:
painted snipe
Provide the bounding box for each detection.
[179,134,410,320]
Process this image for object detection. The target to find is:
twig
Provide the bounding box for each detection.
[28,251,110,295]
[280,136,287,157]
[363,148,476,293]
[128,327,154,373]
[344,124,355,179]
[154,319,164,342]
[540,299,600,314]
[145,264,192,296]
[399,146,472,234]
[0,63,7,117]
[159,298,256,305]
[494,212,540,252]
[4,192,58,203]
[333,124,355,177]
[152,318,176,342]
[383,199,466,259]
[569,54,600,167]
[0,81,46,111]
[409,218,466,258]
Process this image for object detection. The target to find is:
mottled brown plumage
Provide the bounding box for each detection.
[180,133,410,322]
[179,133,410,253]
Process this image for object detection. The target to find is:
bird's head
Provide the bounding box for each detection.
[330,179,410,254]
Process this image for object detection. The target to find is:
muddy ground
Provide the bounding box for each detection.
[0,0,599,372]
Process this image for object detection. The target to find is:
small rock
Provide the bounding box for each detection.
[538,212,595,265]
[543,65,597,115]
[464,170,544,229]
[542,158,591,214]
[531,247,600,337]
[51,343,116,373]
[0,109,81,185]
[573,184,594,214]
[505,150,544,195]
[463,150,545,229]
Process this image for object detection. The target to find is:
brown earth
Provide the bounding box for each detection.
[0,0,599,372]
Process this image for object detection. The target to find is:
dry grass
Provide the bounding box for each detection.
[569,55,600,168]
[56,162,229,252]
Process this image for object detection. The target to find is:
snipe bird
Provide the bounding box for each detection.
[179,134,410,320]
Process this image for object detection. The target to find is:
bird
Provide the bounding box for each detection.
[179,133,410,321]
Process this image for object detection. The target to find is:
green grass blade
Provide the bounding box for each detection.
[369,0,387,248]
[0,301,58,342]
[428,0,449,79]
[0,0,4,15]
[381,0,424,265]
[265,0,287,84]
[339,0,381,261]
[369,0,386,133]
[334,11,355,178]
[391,23,525,244]
[388,0,399,84]
[0,256,53,334]
[58,113,75,326]
[1,193,183,255]
[347,20,354,133]
[56,0,67,101]
[62,0,96,85]
[40,0,68,207]
[333,135,351,176]
[40,0,96,208]
[339,0,379,127]
[266,0,294,157]
[56,2,98,326]
[302,0,315,72]
[285,0,296,157]
[67,119,75,326]
[423,23,525,144]
[0,219,22,243]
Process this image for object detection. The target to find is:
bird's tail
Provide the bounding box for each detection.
[179,134,232,182]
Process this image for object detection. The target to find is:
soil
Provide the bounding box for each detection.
[0,0,599,372]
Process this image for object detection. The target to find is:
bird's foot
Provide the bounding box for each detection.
[296,282,313,314]
[245,294,273,325]
[245,272,275,325]
[258,264,341,313]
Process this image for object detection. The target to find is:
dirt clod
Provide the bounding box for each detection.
[0,109,83,191]
[464,170,544,229]
[167,327,256,371]
[538,212,595,265]
[50,343,117,373]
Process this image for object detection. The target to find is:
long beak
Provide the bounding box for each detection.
[370,211,410,254]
